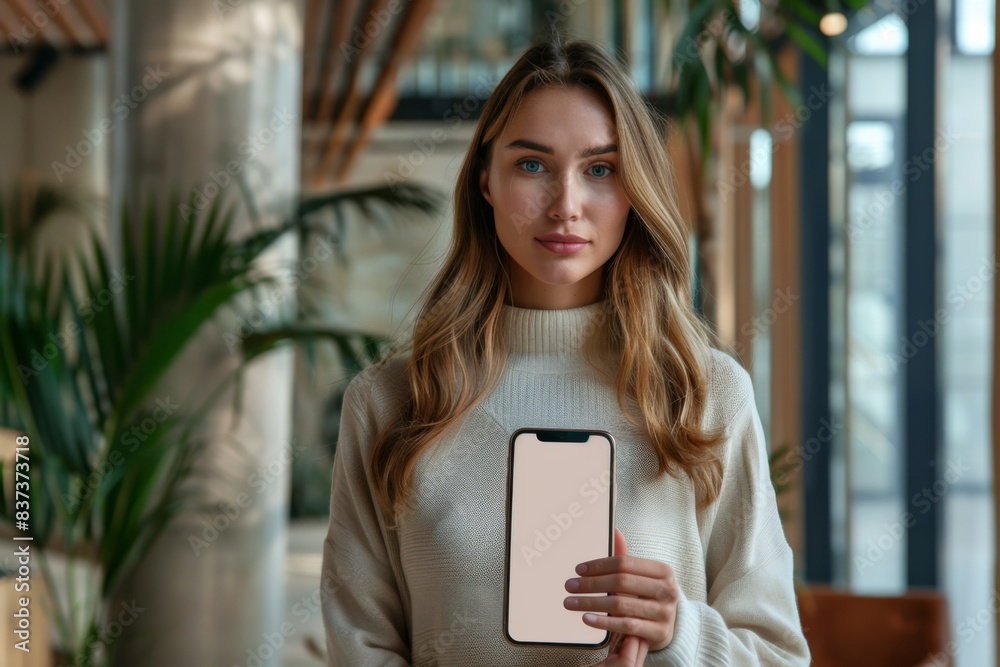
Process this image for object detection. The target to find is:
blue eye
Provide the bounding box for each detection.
[589,164,613,178]
[518,159,542,173]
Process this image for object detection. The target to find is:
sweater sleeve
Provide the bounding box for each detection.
[321,372,411,666]
[644,371,811,666]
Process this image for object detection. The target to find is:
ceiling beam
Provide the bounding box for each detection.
[74,0,109,44]
[301,0,324,116]
[5,0,72,46]
[311,0,391,186]
[335,0,435,182]
[312,0,359,124]
[0,7,18,39]
[31,0,89,48]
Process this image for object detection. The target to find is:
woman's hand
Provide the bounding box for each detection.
[588,633,649,666]
[568,527,679,663]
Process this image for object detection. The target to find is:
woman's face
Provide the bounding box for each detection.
[480,85,632,310]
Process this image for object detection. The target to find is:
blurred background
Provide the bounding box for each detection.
[0,0,994,665]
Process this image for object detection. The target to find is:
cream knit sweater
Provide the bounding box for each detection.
[321,301,811,666]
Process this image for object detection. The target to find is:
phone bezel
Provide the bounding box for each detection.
[502,427,616,649]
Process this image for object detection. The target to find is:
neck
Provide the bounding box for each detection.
[501,301,613,374]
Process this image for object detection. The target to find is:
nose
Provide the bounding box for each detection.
[547,172,581,221]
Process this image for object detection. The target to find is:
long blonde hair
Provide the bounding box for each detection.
[368,34,728,529]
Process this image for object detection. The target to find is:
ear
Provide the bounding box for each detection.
[479,168,493,206]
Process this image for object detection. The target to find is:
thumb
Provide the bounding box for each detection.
[606,527,631,656]
[614,527,628,556]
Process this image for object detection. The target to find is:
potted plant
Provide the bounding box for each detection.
[0,178,442,666]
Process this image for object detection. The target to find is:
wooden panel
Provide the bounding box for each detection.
[0,0,108,49]
[715,86,755,363]
[38,0,87,48]
[714,46,805,567]
[74,0,109,44]
[310,0,356,124]
[335,0,435,181]
[312,0,389,185]
[798,585,952,666]
[770,44,804,564]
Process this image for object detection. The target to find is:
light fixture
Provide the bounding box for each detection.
[820,12,848,36]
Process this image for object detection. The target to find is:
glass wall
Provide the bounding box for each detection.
[830,1,995,664]
[833,12,909,593]
[941,0,995,663]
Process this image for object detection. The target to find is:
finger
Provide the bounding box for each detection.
[564,593,667,622]
[576,553,674,581]
[583,612,663,641]
[616,635,641,665]
[615,527,627,557]
[568,572,674,599]
[635,637,649,666]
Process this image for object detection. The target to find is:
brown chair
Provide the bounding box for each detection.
[797,585,952,667]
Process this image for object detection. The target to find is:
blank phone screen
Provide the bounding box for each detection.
[504,429,615,646]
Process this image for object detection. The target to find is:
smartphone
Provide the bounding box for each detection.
[503,427,616,648]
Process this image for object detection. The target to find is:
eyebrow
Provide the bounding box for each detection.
[504,139,618,158]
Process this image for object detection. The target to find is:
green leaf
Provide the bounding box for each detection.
[785,23,828,68]
[106,279,246,438]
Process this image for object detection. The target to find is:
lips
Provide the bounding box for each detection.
[536,233,588,243]
[535,234,589,255]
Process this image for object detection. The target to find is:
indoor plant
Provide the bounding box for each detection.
[0,178,441,665]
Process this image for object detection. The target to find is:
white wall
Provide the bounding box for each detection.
[0,54,109,195]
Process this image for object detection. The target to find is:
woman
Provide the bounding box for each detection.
[321,33,810,667]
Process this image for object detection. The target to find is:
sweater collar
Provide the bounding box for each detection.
[501,301,609,356]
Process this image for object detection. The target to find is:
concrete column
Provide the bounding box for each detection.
[108,1,302,665]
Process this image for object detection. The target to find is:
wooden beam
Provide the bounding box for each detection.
[770,43,804,567]
[300,0,324,118]
[29,0,87,47]
[5,0,65,46]
[311,0,391,187]
[334,0,435,182]
[312,0,359,123]
[0,7,18,38]
[73,0,109,44]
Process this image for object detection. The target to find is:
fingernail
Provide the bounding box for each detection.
[565,578,579,591]
[576,563,588,574]
[565,597,579,609]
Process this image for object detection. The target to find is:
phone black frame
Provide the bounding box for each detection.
[502,427,616,649]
